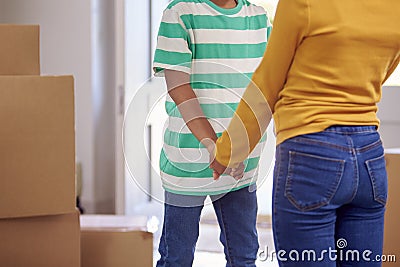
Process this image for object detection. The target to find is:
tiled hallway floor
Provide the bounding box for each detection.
[193,251,279,267]
[154,250,279,267]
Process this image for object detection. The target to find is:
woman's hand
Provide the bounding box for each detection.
[208,144,245,180]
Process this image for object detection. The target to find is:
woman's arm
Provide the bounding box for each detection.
[212,0,310,176]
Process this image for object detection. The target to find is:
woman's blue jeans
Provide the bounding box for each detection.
[272,126,387,266]
[156,185,259,267]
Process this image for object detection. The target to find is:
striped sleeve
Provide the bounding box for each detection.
[153,8,192,76]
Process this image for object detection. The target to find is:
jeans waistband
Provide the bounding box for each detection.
[324,125,377,134]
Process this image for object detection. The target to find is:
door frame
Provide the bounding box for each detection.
[114,0,125,214]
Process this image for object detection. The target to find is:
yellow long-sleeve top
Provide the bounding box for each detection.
[215,0,400,167]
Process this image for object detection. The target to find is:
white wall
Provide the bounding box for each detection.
[0,0,117,213]
[91,0,116,213]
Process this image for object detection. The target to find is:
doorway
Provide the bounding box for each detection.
[115,0,279,262]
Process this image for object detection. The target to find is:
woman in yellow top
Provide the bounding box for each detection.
[210,0,400,266]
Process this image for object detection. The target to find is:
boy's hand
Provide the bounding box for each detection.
[210,159,227,180]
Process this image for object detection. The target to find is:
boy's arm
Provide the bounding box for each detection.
[164,69,217,153]
[165,69,245,180]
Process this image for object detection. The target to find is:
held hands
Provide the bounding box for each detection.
[211,160,245,180]
[206,143,245,181]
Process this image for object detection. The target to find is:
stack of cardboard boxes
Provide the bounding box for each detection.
[0,24,154,267]
[0,25,80,267]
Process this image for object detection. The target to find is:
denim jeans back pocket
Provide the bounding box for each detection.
[366,155,388,205]
[284,151,345,211]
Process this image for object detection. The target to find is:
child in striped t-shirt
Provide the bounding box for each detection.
[153,0,272,265]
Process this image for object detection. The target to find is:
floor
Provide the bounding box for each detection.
[153,208,279,266]
[188,251,279,267]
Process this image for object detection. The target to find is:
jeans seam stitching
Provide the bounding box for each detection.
[324,130,376,133]
[366,155,387,205]
[290,137,350,151]
[273,147,282,217]
[357,139,383,153]
[217,200,234,267]
[284,151,345,211]
[272,146,282,260]
[348,138,359,203]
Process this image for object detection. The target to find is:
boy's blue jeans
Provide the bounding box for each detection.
[272,126,387,266]
[156,186,259,267]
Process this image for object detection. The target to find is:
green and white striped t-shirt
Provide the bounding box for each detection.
[153,0,272,196]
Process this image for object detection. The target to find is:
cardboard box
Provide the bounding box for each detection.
[0,25,40,75]
[383,149,400,265]
[0,76,76,218]
[81,215,153,267]
[0,211,80,267]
